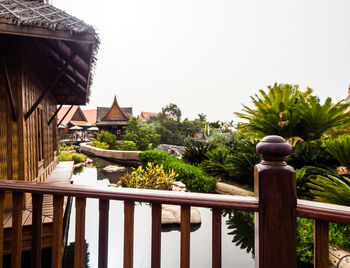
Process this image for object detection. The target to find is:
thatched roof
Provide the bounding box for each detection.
[0,0,99,105]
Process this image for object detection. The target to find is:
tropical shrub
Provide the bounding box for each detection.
[92,140,109,149]
[121,141,138,151]
[236,83,350,140]
[309,174,350,206]
[119,163,177,190]
[325,135,350,169]
[201,146,232,178]
[96,131,118,150]
[59,143,74,152]
[124,117,161,150]
[140,150,216,193]
[59,152,87,164]
[182,143,212,165]
[287,140,338,170]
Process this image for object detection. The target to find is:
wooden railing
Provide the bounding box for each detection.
[0,135,349,268]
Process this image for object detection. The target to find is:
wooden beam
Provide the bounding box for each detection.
[24,55,74,120]
[1,55,17,121]
[57,104,74,127]
[48,90,73,126]
[0,21,95,44]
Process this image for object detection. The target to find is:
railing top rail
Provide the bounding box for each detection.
[0,180,258,211]
[297,199,350,225]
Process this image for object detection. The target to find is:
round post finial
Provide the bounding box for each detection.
[256,135,292,165]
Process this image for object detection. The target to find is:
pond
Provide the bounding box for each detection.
[64,157,255,268]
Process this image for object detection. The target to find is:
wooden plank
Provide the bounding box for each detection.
[75,197,86,268]
[98,199,109,268]
[0,191,4,268]
[31,194,43,268]
[52,195,64,268]
[314,220,329,268]
[1,55,17,121]
[11,192,24,268]
[151,203,161,268]
[181,205,190,268]
[124,201,134,268]
[212,208,222,268]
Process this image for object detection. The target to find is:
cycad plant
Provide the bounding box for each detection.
[182,143,213,165]
[325,135,350,169]
[308,174,350,206]
[235,83,308,139]
[298,96,350,140]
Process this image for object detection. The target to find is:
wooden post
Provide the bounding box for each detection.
[255,135,297,268]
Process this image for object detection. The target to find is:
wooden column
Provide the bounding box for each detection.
[314,220,329,268]
[98,199,109,268]
[254,135,297,268]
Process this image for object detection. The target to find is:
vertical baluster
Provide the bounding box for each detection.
[98,199,109,268]
[0,191,4,268]
[52,195,64,268]
[151,203,161,268]
[75,197,86,268]
[181,205,190,268]
[124,201,134,268]
[11,192,24,268]
[212,208,222,268]
[314,220,329,268]
[31,194,43,268]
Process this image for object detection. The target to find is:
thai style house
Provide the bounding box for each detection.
[138,111,158,122]
[96,96,132,138]
[0,0,98,260]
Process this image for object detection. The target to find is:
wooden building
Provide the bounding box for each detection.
[95,96,132,138]
[0,0,98,206]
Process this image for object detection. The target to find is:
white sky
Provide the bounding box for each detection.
[53,0,350,122]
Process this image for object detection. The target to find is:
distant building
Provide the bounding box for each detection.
[96,96,132,138]
[138,112,159,122]
[57,106,96,135]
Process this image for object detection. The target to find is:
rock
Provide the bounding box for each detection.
[108,183,118,187]
[161,204,201,225]
[103,165,126,173]
[168,148,180,158]
[156,144,186,158]
[86,158,93,163]
[215,182,253,197]
[171,181,186,192]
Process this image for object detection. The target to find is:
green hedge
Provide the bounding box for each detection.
[140,150,216,193]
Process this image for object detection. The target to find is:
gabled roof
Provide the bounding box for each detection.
[57,106,87,126]
[138,112,158,121]
[96,96,132,126]
[0,0,99,105]
[101,96,130,121]
[82,109,97,125]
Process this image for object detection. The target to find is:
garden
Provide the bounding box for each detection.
[59,83,350,266]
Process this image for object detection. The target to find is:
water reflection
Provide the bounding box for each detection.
[66,157,255,268]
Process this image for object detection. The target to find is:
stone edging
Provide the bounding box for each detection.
[80,142,142,165]
[215,182,253,197]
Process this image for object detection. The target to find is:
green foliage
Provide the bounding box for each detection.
[182,143,212,165]
[325,135,350,169]
[161,103,182,121]
[298,96,350,140]
[309,174,350,206]
[287,140,338,170]
[59,152,87,164]
[124,117,161,150]
[236,83,350,140]
[140,150,216,193]
[201,146,232,178]
[121,141,138,151]
[201,140,260,186]
[297,217,350,265]
[119,163,177,190]
[59,143,74,152]
[295,166,336,198]
[96,131,118,150]
[92,140,109,149]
